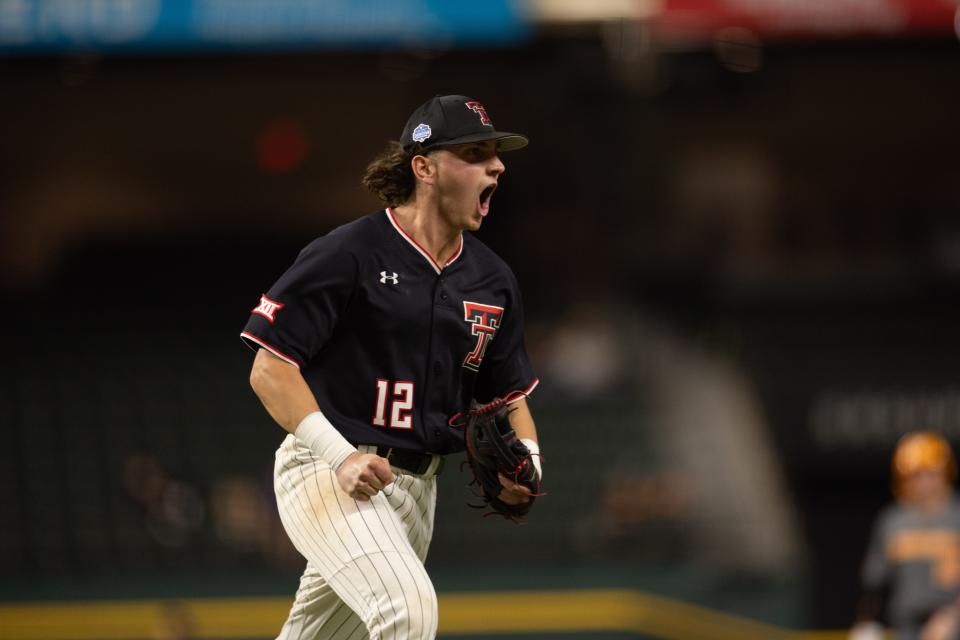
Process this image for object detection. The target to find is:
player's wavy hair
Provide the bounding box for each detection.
[362,140,427,208]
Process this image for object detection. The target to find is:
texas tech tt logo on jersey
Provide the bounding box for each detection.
[252,294,284,324]
[462,301,504,371]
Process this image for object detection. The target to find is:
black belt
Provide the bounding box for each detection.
[359,445,444,476]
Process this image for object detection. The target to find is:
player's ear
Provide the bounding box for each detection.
[410,153,437,185]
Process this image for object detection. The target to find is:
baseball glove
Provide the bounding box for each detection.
[463,398,542,522]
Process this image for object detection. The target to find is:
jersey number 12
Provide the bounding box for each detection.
[373,379,414,430]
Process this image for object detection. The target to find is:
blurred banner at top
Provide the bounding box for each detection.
[0,0,531,54]
[656,0,959,43]
[2,0,956,56]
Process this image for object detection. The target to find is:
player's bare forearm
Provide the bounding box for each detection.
[507,397,538,443]
[248,348,320,433]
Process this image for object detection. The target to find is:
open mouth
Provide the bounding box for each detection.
[479,184,496,216]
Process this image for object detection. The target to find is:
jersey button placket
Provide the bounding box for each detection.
[423,272,447,450]
[437,275,449,303]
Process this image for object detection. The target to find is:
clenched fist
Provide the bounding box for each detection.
[336,452,396,501]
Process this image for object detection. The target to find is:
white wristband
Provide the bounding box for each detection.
[294,411,357,470]
[520,438,542,480]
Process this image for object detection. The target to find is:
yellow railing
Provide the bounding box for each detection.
[0,590,849,640]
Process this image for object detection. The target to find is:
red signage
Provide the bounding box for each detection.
[657,0,958,42]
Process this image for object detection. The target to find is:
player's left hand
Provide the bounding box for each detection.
[497,473,533,505]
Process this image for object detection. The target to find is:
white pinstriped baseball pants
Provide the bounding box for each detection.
[273,435,439,640]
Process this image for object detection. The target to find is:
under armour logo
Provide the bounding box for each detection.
[252,294,284,324]
[380,271,399,285]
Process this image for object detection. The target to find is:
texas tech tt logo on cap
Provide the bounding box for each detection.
[462,301,504,370]
[465,101,492,126]
[252,294,284,323]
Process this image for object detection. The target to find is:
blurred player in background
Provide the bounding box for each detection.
[850,431,960,640]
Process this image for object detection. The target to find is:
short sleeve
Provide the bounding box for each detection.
[474,272,538,404]
[240,237,357,368]
[861,510,892,590]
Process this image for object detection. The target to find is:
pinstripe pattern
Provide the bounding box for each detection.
[274,435,439,640]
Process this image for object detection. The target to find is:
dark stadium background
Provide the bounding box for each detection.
[3,2,960,638]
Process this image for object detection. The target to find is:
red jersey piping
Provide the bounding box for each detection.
[385,208,463,274]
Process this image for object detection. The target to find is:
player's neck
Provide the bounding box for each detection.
[392,202,462,267]
[911,489,952,513]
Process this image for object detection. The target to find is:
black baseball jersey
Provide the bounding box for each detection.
[862,498,960,633]
[241,208,538,454]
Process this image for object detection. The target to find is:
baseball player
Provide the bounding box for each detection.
[850,432,960,640]
[241,95,541,640]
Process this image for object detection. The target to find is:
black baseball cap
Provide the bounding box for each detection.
[400,95,528,154]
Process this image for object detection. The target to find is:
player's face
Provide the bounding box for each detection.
[903,467,951,505]
[431,140,505,232]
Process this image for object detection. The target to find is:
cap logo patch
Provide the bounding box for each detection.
[412,123,432,143]
[465,101,492,126]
